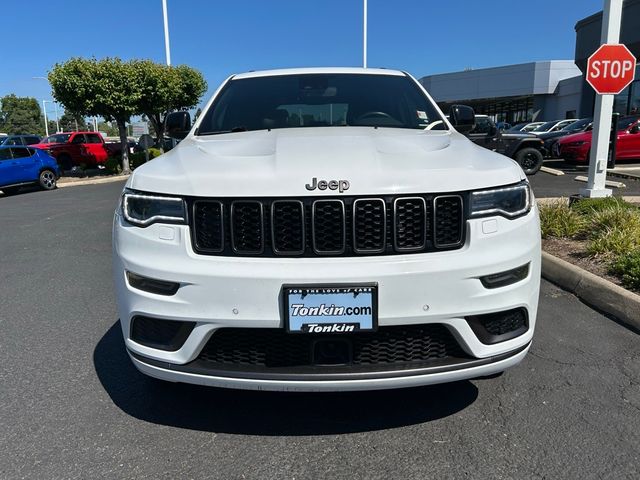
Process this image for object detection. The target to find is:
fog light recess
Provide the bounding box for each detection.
[480,263,529,289]
[466,308,528,345]
[126,271,180,296]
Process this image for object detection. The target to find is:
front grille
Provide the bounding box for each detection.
[195,324,467,370]
[190,194,466,257]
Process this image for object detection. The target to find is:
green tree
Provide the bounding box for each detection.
[135,60,207,146]
[135,60,207,144]
[49,57,142,174]
[97,120,119,137]
[0,94,43,135]
[58,111,88,131]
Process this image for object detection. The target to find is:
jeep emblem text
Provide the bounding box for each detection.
[305,177,350,193]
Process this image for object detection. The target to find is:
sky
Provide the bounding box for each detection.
[0,0,604,115]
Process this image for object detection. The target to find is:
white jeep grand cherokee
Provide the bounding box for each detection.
[113,67,540,392]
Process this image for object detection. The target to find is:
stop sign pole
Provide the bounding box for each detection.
[581,0,624,198]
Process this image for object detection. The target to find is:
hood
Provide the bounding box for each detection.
[129,127,525,197]
[557,131,591,144]
[30,142,62,149]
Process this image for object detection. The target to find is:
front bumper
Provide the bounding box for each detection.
[113,208,541,391]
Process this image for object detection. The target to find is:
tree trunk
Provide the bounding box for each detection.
[117,119,131,174]
[146,112,165,152]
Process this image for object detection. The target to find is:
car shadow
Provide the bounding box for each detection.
[94,321,479,436]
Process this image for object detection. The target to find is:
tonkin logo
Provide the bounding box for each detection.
[305,177,350,193]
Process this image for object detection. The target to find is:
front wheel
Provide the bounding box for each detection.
[515,147,544,175]
[39,169,57,190]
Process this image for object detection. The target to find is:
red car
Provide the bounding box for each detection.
[555,115,640,163]
[31,132,115,170]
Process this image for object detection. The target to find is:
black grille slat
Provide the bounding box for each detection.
[353,199,386,253]
[434,196,464,247]
[394,198,427,251]
[190,194,465,257]
[231,201,264,254]
[193,201,224,252]
[196,324,466,369]
[271,201,305,254]
[312,200,346,254]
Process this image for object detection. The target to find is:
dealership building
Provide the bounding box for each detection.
[419,61,582,124]
[419,0,640,124]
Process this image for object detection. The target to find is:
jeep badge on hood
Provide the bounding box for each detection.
[305,177,350,193]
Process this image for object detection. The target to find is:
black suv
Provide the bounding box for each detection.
[0,134,42,147]
[465,115,545,175]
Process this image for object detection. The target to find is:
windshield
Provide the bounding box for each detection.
[43,134,71,144]
[617,116,640,131]
[562,118,591,131]
[507,123,527,132]
[197,73,447,135]
[533,121,558,132]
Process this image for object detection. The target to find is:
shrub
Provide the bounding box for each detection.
[609,249,640,290]
[104,156,122,174]
[570,196,634,215]
[539,200,586,238]
[588,206,640,237]
[129,147,163,170]
[586,226,640,257]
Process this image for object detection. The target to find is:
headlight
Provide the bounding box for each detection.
[122,189,186,227]
[470,182,532,218]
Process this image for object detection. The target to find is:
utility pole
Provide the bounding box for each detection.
[581,0,623,198]
[162,0,171,66]
[42,100,49,137]
[54,102,60,133]
[363,0,367,68]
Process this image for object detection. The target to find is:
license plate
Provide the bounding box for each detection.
[284,284,377,334]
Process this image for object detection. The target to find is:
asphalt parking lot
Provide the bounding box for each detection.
[530,160,640,198]
[1,181,639,479]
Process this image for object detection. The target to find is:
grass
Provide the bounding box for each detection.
[539,200,586,238]
[539,197,640,290]
[609,249,640,290]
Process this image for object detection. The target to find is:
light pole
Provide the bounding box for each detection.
[162,0,171,66]
[42,100,49,137]
[363,0,367,68]
[42,100,60,134]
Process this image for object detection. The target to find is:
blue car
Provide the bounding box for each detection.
[0,145,60,195]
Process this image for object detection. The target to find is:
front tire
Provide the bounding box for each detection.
[39,169,57,190]
[515,147,544,175]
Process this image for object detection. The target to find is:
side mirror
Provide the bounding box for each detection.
[165,111,191,139]
[449,105,476,134]
[630,124,639,134]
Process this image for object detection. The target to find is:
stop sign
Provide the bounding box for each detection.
[586,44,637,95]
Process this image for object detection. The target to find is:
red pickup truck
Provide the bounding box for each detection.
[31,132,117,170]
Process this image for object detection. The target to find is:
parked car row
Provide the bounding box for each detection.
[555,115,640,163]
[465,115,545,175]
[0,145,60,195]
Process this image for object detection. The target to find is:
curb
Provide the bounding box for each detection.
[608,170,640,181]
[540,166,565,176]
[541,251,640,332]
[58,174,130,188]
